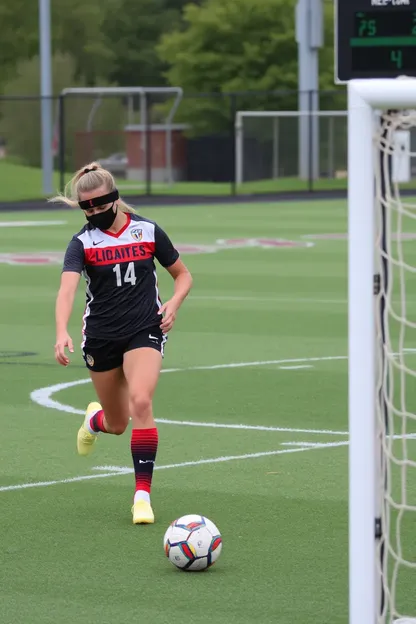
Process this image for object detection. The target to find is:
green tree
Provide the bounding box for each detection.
[0,55,126,169]
[158,0,339,134]
[0,2,38,90]
[52,0,119,86]
[0,0,116,93]
[0,0,202,94]
[102,0,186,88]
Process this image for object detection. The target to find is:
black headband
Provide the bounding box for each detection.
[78,189,119,210]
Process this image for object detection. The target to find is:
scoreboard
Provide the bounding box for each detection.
[335,0,416,83]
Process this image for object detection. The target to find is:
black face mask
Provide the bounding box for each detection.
[86,204,117,230]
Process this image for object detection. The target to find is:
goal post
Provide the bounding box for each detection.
[348,79,376,624]
[58,86,183,191]
[348,78,416,624]
[234,110,348,186]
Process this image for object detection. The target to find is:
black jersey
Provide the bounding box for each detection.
[62,213,179,340]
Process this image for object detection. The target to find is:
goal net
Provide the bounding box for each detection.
[234,110,347,186]
[349,79,416,624]
[58,87,183,192]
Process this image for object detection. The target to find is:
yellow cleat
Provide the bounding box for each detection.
[77,402,102,456]
[132,500,155,525]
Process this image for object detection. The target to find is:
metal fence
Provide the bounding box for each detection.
[0,88,348,200]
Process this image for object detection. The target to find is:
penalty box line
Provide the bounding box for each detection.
[0,442,347,494]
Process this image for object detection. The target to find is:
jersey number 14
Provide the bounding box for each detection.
[113,262,137,287]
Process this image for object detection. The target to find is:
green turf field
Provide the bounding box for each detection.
[1,199,416,623]
[7,159,416,203]
[0,160,349,201]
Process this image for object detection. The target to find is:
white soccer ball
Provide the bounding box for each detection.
[163,514,223,571]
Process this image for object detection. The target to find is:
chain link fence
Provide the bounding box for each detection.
[0,88,348,201]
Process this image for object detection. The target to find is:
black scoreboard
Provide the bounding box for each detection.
[335,0,416,83]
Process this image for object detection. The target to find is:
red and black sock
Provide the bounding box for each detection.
[89,410,107,433]
[131,428,159,499]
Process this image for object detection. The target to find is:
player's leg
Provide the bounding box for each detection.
[89,367,130,434]
[77,366,130,455]
[77,339,130,455]
[123,335,164,524]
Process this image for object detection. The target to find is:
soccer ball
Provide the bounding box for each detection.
[163,514,222,571]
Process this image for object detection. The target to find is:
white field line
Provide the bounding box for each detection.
[30,354,349,416]
[149,419,348,435]
[30,356,350,436]
[188,295,416,307]
[181,356,347,371]
[0,445,339,493]
[0,220,67,228]
[30,353,416,437]
[22,354,416,500]
[282,441,349,449]
[0,471,131,492]
[92,466,130,473]
[279,365,313,370]
[189,295,347,305]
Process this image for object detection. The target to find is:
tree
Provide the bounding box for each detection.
[101,0,186,88]
[52,0,119,86]
[0,55,126,169]
[0,0,204,95]
[0,0,117,94]
[0,2,38,91]
[157,0,339,135]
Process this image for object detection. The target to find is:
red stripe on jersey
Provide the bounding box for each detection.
[85,242,155,266]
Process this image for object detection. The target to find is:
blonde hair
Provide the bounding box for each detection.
[49,162,135,213]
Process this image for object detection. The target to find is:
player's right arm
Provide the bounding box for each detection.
[55,238,84,366]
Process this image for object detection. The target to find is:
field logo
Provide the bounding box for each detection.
[216,238,314,249]
[0,238,313,266]
[302,233,416,241]
[0,252,64,265]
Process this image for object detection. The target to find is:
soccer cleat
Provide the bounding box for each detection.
[132,500,155,525]
[77,401,102,456]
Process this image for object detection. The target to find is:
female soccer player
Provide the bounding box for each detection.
[51,163,193,525]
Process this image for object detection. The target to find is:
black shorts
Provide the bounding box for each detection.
[82,326,167,372]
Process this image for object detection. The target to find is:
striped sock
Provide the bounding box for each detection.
[88,410,107,433]
[131,428,158,502]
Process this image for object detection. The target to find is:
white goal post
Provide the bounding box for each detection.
[234,110,348,185]
[60,87,183,186]
[349,78,416,624]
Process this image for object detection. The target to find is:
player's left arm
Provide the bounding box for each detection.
[154,224,193,332]
[158,259,193,332]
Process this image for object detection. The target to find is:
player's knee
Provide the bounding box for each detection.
[110,422,128,436]
[129,393,152,419]
[104,415,129,435]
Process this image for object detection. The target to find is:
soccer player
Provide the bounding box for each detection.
[51,163,193,525]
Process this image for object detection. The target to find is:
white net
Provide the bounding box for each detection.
[61,87,183,190]
[235,111,347,186]
[374,109,416,624]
